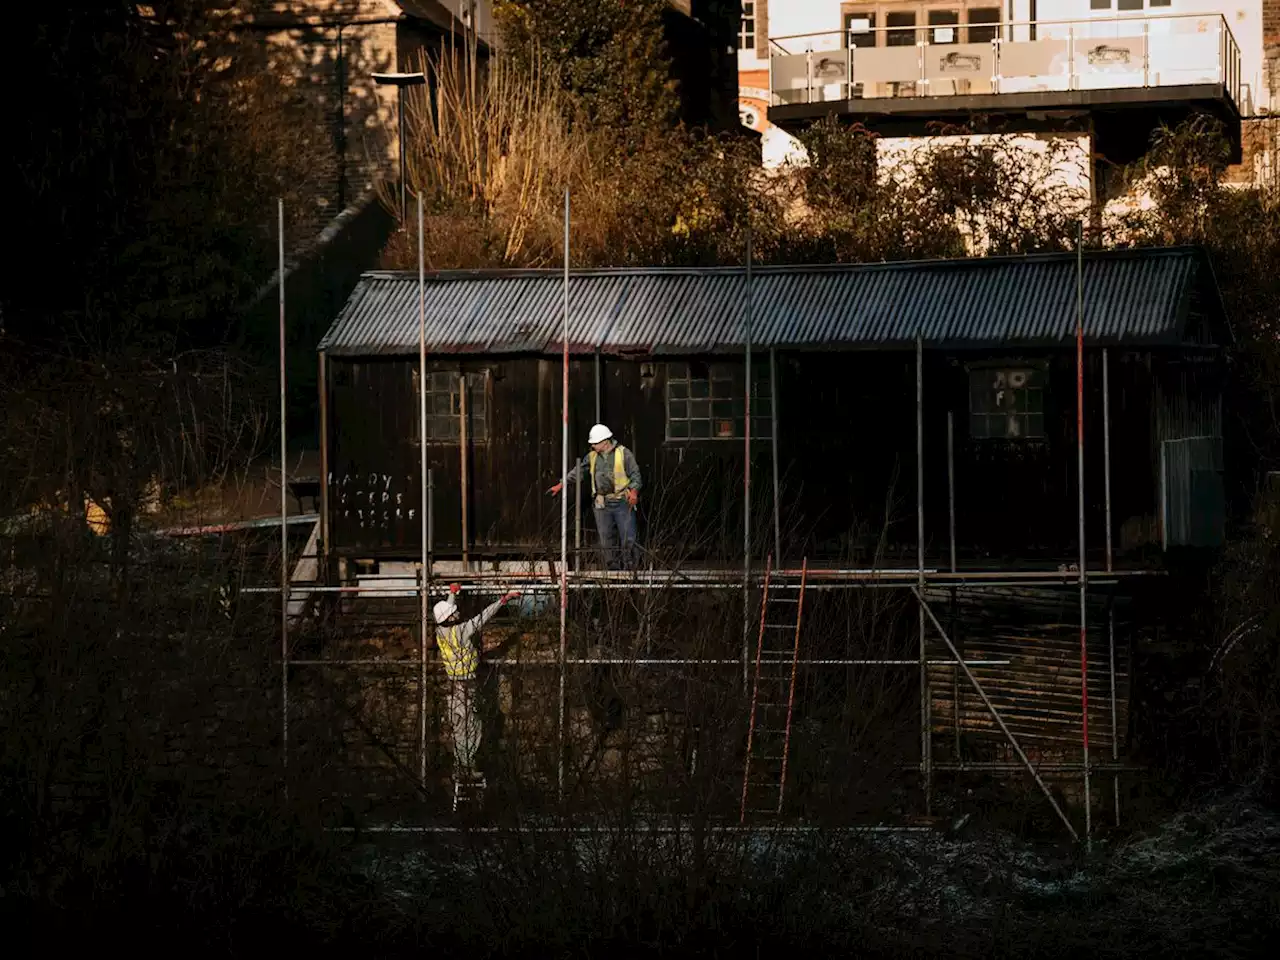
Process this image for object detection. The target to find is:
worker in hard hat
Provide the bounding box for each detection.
[547,423,642,570]
[433,582,521,782]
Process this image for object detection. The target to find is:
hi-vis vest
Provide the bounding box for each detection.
[437,626,479,680]
[588,446,630,498]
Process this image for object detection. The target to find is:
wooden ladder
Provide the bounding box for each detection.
[740,556,807,823]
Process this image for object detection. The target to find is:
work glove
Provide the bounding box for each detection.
[625,488,639,507]
[502,590,522,604]
[449,582,461,595]
[547,482,563,496]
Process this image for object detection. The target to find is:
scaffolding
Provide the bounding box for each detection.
[262,196,1138,845]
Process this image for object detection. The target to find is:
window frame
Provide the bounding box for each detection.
[966,361,1048,442]
[845,11,878,48]
[412,368,490,445]
[842,2,1008,46]
[739,0,756,51]
[665,360,774,443]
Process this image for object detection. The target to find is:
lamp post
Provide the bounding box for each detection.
[372,71,426,222]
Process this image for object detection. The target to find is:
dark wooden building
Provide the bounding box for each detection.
[302,247,1236,826]
[315,247,1230,573]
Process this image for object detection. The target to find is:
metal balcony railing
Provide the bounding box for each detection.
[769,14,1241,111]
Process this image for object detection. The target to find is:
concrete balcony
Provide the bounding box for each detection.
[768,14,1243,162]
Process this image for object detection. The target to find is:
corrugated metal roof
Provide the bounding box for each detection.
[317,247,1222,356]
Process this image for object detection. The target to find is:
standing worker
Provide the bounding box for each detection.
[548,423,642,570]
[433,582,521,785]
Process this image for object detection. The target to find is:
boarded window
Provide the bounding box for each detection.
[666,362,772,441]
[968,366,1044,440]
[413,370,488,443]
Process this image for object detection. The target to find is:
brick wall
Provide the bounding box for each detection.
[1266,0,1279,113]
[240,3,428,239]
[754,0,768,60]
[254,6,402,239]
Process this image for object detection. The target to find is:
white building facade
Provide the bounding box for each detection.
[747,0,1272,113]
[739,0,1275,187]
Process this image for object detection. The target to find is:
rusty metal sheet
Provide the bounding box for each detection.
[923,586,1131,749]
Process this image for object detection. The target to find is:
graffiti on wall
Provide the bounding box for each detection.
[332,472,416,533]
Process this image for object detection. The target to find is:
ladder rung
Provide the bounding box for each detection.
[764,624,795,629]
[768,598,800,604]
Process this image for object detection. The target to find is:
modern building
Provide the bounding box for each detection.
[741,0,1278,171]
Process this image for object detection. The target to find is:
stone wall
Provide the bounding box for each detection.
[294,617,707,812]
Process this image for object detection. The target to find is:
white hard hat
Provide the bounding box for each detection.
[588,423,613,445]
[433,598,458,624]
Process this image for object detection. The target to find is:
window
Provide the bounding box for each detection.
[845,12,877,48]
[1117,0,1143,9]
[886,11,917,47]
[740,1,756,51]
[414,370,488,443]
[1090,0,1111,8]
[968,366,1044,440]
[928,10,960,45]
[967,7,1000,44]
[666,362,772,441]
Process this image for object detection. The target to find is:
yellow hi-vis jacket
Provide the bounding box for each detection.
[589,446,630,498]
[562,443,642,498]
[435,599,504,680]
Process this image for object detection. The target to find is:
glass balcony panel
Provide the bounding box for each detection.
[771,15,1237,106]
[923,42,995,96]
[1073,34,1145,91]
[997,38,1071,94]
[852,46,921,99]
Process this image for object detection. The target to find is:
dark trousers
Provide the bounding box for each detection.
[593,499,638,570]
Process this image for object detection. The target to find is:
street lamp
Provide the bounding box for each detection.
[372,71,427,222]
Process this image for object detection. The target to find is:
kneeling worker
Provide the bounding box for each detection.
[433,583,521,783]
[547,423,642,569]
